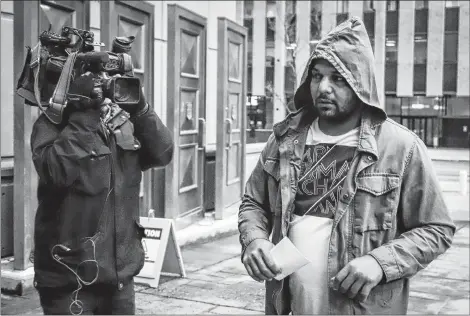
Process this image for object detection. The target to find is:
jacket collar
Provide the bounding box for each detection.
[273,105,385,160]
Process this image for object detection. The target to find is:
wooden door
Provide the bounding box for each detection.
[215,18,247,219]
[166,4,207,229]
[11,0,89,269]
[101,1,154,215]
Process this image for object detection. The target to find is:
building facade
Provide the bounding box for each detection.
[243,0,469,148]
[1,0,248,272]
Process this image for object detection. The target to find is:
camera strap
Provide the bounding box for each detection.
[30,42,78,124]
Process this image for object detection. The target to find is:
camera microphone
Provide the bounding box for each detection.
[77,51,109,64]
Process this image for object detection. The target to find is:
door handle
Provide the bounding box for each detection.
[198,118,206,150]
[225,118,232,148]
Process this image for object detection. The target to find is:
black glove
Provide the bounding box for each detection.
[67,72,104,111]
[118,84,148,116]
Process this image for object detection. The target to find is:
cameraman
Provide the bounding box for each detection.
[30,72,174,315]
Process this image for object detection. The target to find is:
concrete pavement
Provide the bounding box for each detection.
[2,221,469,315]
[2,150,469,314]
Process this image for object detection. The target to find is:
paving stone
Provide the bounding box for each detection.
[407,295,449,314]
[159,275,264,309]
[209,305,263,314]
[135,292,215,314]
[410,276,470,299]
[244,297,265,312]
[139,277,193,296]
[181,249,236,272]
[438,298,470,315]
[220,263,249,275]
[23,307,43,315]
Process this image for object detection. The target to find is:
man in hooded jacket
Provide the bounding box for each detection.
[238,17,455,315]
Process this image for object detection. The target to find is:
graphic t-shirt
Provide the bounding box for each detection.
[288,118,359,315]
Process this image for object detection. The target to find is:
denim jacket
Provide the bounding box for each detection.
[238,17,455,315]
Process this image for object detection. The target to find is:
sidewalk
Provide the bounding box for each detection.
[2,221,469,315]
[427,148,469,162]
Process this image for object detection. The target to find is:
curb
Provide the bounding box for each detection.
[1,261,35,296]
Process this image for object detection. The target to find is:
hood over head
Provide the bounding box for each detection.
[293,16,386,120]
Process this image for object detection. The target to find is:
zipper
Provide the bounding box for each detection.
[101,121,119,287]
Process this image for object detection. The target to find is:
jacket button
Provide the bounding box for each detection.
[343,193,349,199]
[118,282,123,290]
[294,140,299,144]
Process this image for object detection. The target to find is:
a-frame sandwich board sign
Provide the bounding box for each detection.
[134,216,186,288]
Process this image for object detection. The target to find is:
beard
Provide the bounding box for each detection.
[313,101,354,123]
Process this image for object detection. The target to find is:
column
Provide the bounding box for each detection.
[457,1,470,96]
[296,0,311,86]
[252,0,266,95]
[426,1,445,97]
[236,0,244,25]
[274,0,286,123]
[396,1,415,97]
[321,0,337,38]
[90,1,101,51]
[13,1,39,270]
[349,0,363,19]
[374,0,387,108]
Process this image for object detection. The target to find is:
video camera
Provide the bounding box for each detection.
[16,26,141,124]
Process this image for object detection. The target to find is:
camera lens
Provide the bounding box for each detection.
[114,79,130,102]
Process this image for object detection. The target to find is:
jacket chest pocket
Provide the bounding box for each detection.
[352,174,400,256]
[263,158,280,181]
[116,139,142,187]
[353,174,400,232]
[76,145,111,195]
[115,122,142,187]
[263,158,281,215]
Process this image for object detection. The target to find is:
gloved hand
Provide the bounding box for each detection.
[117,83,148,116]
[67,72,104,111]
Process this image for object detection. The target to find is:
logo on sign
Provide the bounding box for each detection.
[144,228,162,240]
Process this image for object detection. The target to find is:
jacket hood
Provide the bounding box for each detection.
[293,16,386,120]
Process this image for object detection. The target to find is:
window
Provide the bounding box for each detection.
[444,33,458,63]
[244,0,253,18]
[286,0,296,16]
[385,35,398,62]
[415,1,429,9]
[243,1,253,94]
[385,96,402,116]
[337,0,349,14]
[363,0,374,11]
[387,0,399,11]
[310,0,322,40]
[264,3,275,130]
[445,1,459,7]
[414,35,427,64]
[443,32,458,93]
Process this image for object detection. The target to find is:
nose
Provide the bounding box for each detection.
[318,77,333,94]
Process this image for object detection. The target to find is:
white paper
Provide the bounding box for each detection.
[270,237,309,281]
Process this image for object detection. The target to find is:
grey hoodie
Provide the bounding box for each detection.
[294,16,383,116]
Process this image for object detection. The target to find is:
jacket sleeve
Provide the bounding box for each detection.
[238,137,275,257]
[131,108,174,170]
[368,137,456,282]
[31,109,104,187]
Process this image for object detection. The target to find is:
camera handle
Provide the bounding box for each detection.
[30,42,78,124]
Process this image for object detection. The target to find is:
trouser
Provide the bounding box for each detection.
[36,280,135,315]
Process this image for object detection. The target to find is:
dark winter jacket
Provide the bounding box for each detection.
[31,105,173,290]
[238,16,455,314]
